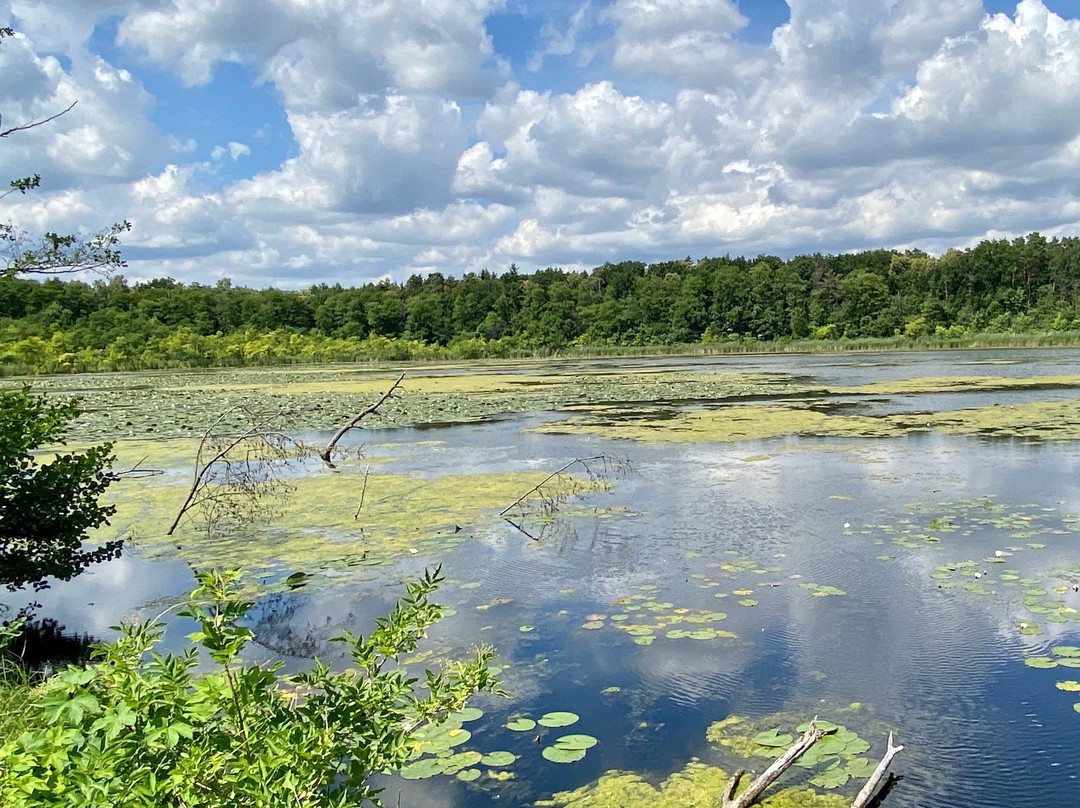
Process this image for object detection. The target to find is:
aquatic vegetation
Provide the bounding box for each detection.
[98,467,608,583]
[534,395,1080,444]
[535,760,848,808]
[799,584,846,597]
[18,366,800,443]
[600,594,737,645]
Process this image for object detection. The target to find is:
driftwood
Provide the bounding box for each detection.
[722,722,904,808]
[723,721,825,808]
[320,373,404,467]
[850,732,904,808]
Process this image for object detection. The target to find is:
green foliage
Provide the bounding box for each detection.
[4,232,1080,374]
[0,389,119,591]
[0,567,503,807]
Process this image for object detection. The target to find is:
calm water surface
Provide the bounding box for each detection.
[27,349,1080,808]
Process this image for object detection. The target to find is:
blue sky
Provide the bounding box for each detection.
[3,0,1080,287]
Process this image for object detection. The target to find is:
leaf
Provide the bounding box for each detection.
[399,757,443,780]
[480,751,516,767]
[538,711,580,728]
[456,768,481,782]
[1025,656,1059,669]
[1053,646,1080,658]
[506,718,536,732]
[542,746,587,763]
[1055,681,1080,692]
[554,734,598,750]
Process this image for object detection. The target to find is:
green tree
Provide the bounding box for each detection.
[0,391,120,591]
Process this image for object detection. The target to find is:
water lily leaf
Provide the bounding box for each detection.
[1053,646,1080,658]
[399,758,443,780]
[845,758,879,778]
[689,630,718,640]
[1057,658,1080,668]
[554,733,598,750]
[1055,681,1080,692]
[626,626,655,636]
[506,718,536,732]
[456,768,481,782]
[542,746,587,763]
[450,707,483,723]
[519,625,535,632]
[738,599,758,607]
[581,620,605,630]
[633,636,654,646]
[811,768,850,789]
[1025,657,1058,668]
[753,729,793,747]
[480,751,516,767]
[538,711,579,728]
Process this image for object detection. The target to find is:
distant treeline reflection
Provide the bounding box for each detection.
[4,232,1080,373]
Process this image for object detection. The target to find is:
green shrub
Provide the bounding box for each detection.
[0,567,502,807]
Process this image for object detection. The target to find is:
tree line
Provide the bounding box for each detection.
[3,232,1080,373]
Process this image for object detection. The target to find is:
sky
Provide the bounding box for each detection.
[2,0,1080,288]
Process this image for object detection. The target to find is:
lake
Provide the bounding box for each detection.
[17,348,1080,808]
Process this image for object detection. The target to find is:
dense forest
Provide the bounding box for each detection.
[3,232,1080,373]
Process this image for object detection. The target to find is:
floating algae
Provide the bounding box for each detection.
[12,365,800,442]
[96,466,609,581]
[533,397,1080,444]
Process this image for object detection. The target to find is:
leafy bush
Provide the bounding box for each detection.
[0,567,503,807]
[0,389,119,591]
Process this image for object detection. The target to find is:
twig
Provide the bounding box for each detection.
[850,733,904,808]
[499,454,610,516]
[320,373,405,467]
[0,101,77,139]
[353,465,371,519]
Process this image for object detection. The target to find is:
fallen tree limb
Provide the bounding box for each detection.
[851,732,904,808]
[499,454,614,516]
[320,372,404,467]
[723,720,825,808]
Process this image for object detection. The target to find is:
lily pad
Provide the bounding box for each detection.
[456,768,482,782]
[554,734,598,750]
[542,746,587,763]
[753,729,794,747]
[538,711,580,728]
[1025,657,1058,669]
[506,718,536,732]
[1053,646,1080,658]
[1055,681,1080,692]
[480,751,516,767]
[738,599,758,607]
[399,757,443,780]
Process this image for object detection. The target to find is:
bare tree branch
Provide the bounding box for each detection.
[0,100,77,139]
[320,373,405,467]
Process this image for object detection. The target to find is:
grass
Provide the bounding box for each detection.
[0,658,44,745]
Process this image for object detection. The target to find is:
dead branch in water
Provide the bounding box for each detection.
[721,721,904,808]
[722,720,825,808]
[320,373,404,467]
[851,732,904,808]
[167,406,305,536]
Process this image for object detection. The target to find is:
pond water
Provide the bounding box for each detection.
[21,349,1080,808]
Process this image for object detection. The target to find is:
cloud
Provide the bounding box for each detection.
[5,1,1080,287]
